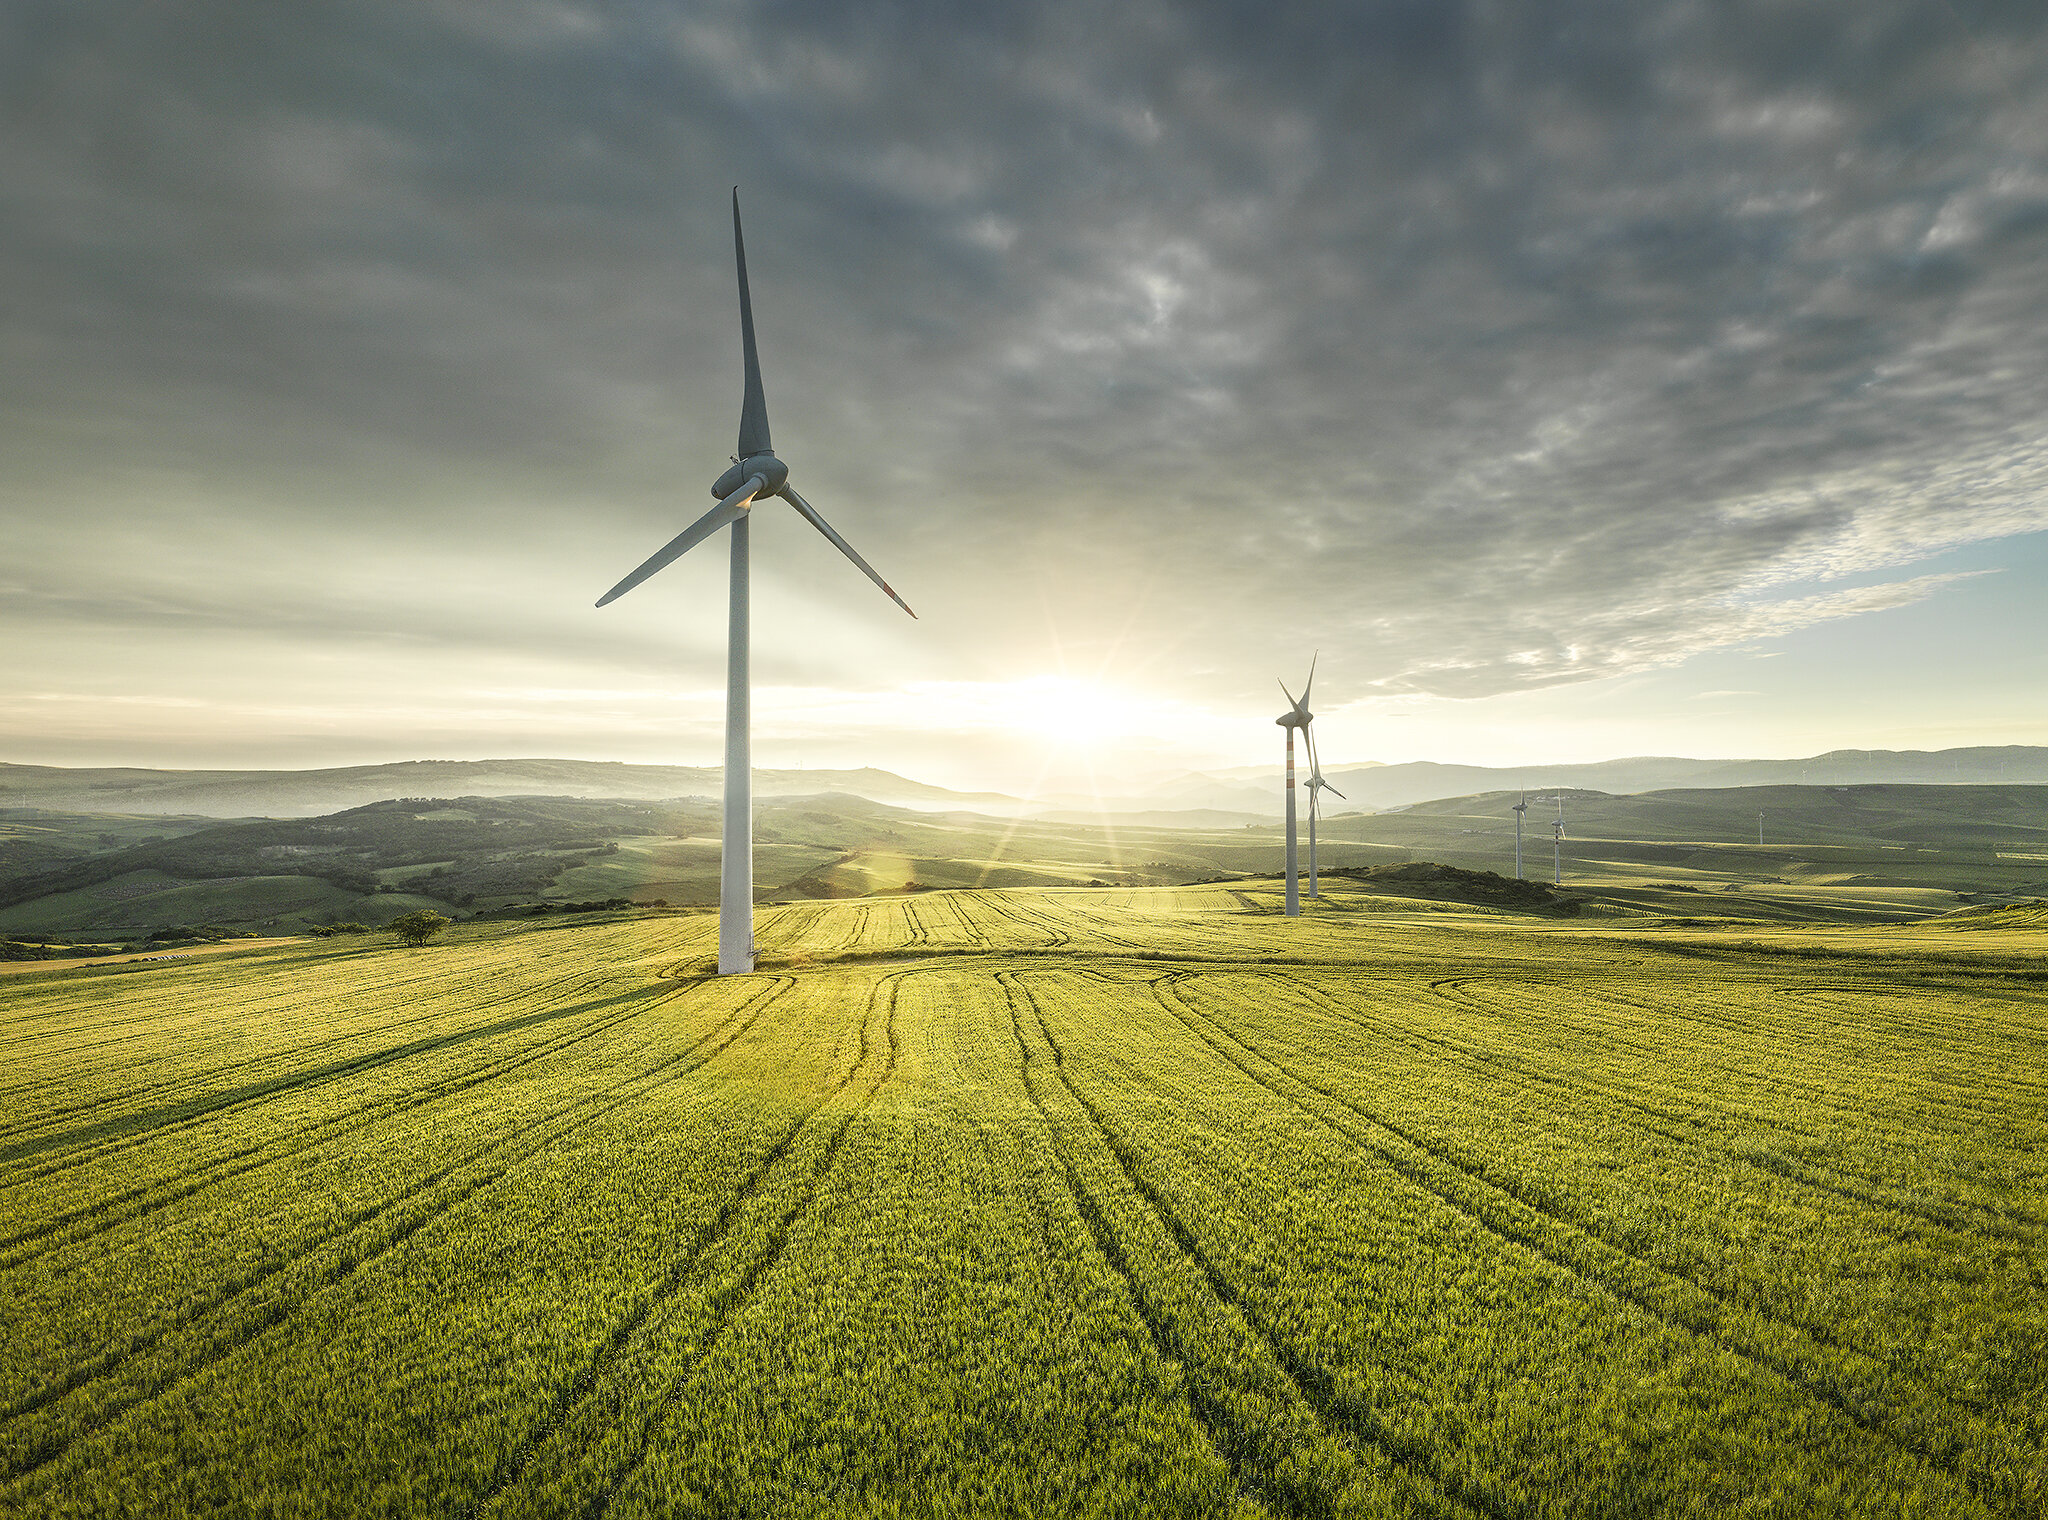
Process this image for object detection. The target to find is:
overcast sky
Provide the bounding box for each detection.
[6,0,2048,792]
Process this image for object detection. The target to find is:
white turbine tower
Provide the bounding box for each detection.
[1275,658,1316,917]
[1513,791,1528,879]
[597,191,916,974]
[1304,714,1344,899]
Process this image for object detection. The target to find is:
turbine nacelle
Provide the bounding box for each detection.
[1276,656,1315,730]
[712,452,788,502]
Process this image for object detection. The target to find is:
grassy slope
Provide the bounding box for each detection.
[1,886,2042,1518]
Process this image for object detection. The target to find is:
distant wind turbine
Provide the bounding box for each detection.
[1305,711,1344,899]
[1551,794,1566,886]
[597,190,916,974]
[1275,657,1316,917]
[1513,792,1528,879]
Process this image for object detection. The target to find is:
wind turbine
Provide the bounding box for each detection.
[597,191,916,974]
[1275,658,1315,917]
[1551,793,1565,886]
[1513,792,1528,879]
[1305,713,1344,898]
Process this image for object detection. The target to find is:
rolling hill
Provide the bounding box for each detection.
[1115,744,2048,815]
[10,744,2048,821]
[7,782,2048,943]
[0,759,1016,818]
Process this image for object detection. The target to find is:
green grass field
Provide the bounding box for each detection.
[3,884,2043,1517]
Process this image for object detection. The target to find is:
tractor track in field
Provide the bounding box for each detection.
[1083,961,1957,1378]
[986,893,1071,949]
[757,901,827,950]
[0,966,621,1177]
[1063,904,1155,953]
[1408,973,2036,1174]
[829,903,874,955]
[998,969,1323,1520]
[902,898,934,951]
[1224,970,1976,1370]
[1145,972,1994,1503]
[1416,978,2043,1233]
[948,893,1017,947]
[1465,971,2045,1116]
[1776,985,2048,1069]
[1573,980,2048,1141]
[0,979,685,1268]
[466,975,897,1514]
[1415,976,2040,1230]
[950,893,996,949]
[0,975,688,1270]
[948,893,1021,944]
[0,961,583,1121]
[863,901,913,956]
[544,975,905,1520]
[1067,909,1157,951]
[0,978,799,1490]
[914,892,990,952]
[999,969,1491,1520]
[0,964,469,1051]
[0,985,650,1259]
[0,965,604,1148]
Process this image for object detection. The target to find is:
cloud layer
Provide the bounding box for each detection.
[6,0,2048,756]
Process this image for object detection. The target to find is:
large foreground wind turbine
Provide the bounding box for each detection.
[1275,658,1316,917]
[598,191,916,974]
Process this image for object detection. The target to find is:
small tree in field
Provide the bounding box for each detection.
[389,911,450,947]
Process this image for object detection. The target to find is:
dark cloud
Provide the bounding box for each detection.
[6,0,2048,717]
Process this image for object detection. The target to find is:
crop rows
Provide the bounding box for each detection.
[3,887,2042,1516]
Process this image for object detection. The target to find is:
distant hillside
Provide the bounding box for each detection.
[10,782,2048,942]
[1081,745,2048,814]
[9,746,2048,822]
[0,759,1017,819]
[0,791,1388,939]
[1315,783,2048,898]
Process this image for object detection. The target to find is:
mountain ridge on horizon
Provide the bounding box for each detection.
[0,757,1015,819]
[6,745,2048,820]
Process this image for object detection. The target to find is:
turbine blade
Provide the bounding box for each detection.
[733,188,771,459]
[1301,724,1343,799]
[595,476,761,607]
[1301,652,1317,710]
[1277,678,1299,714]
[781,485,917,619]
